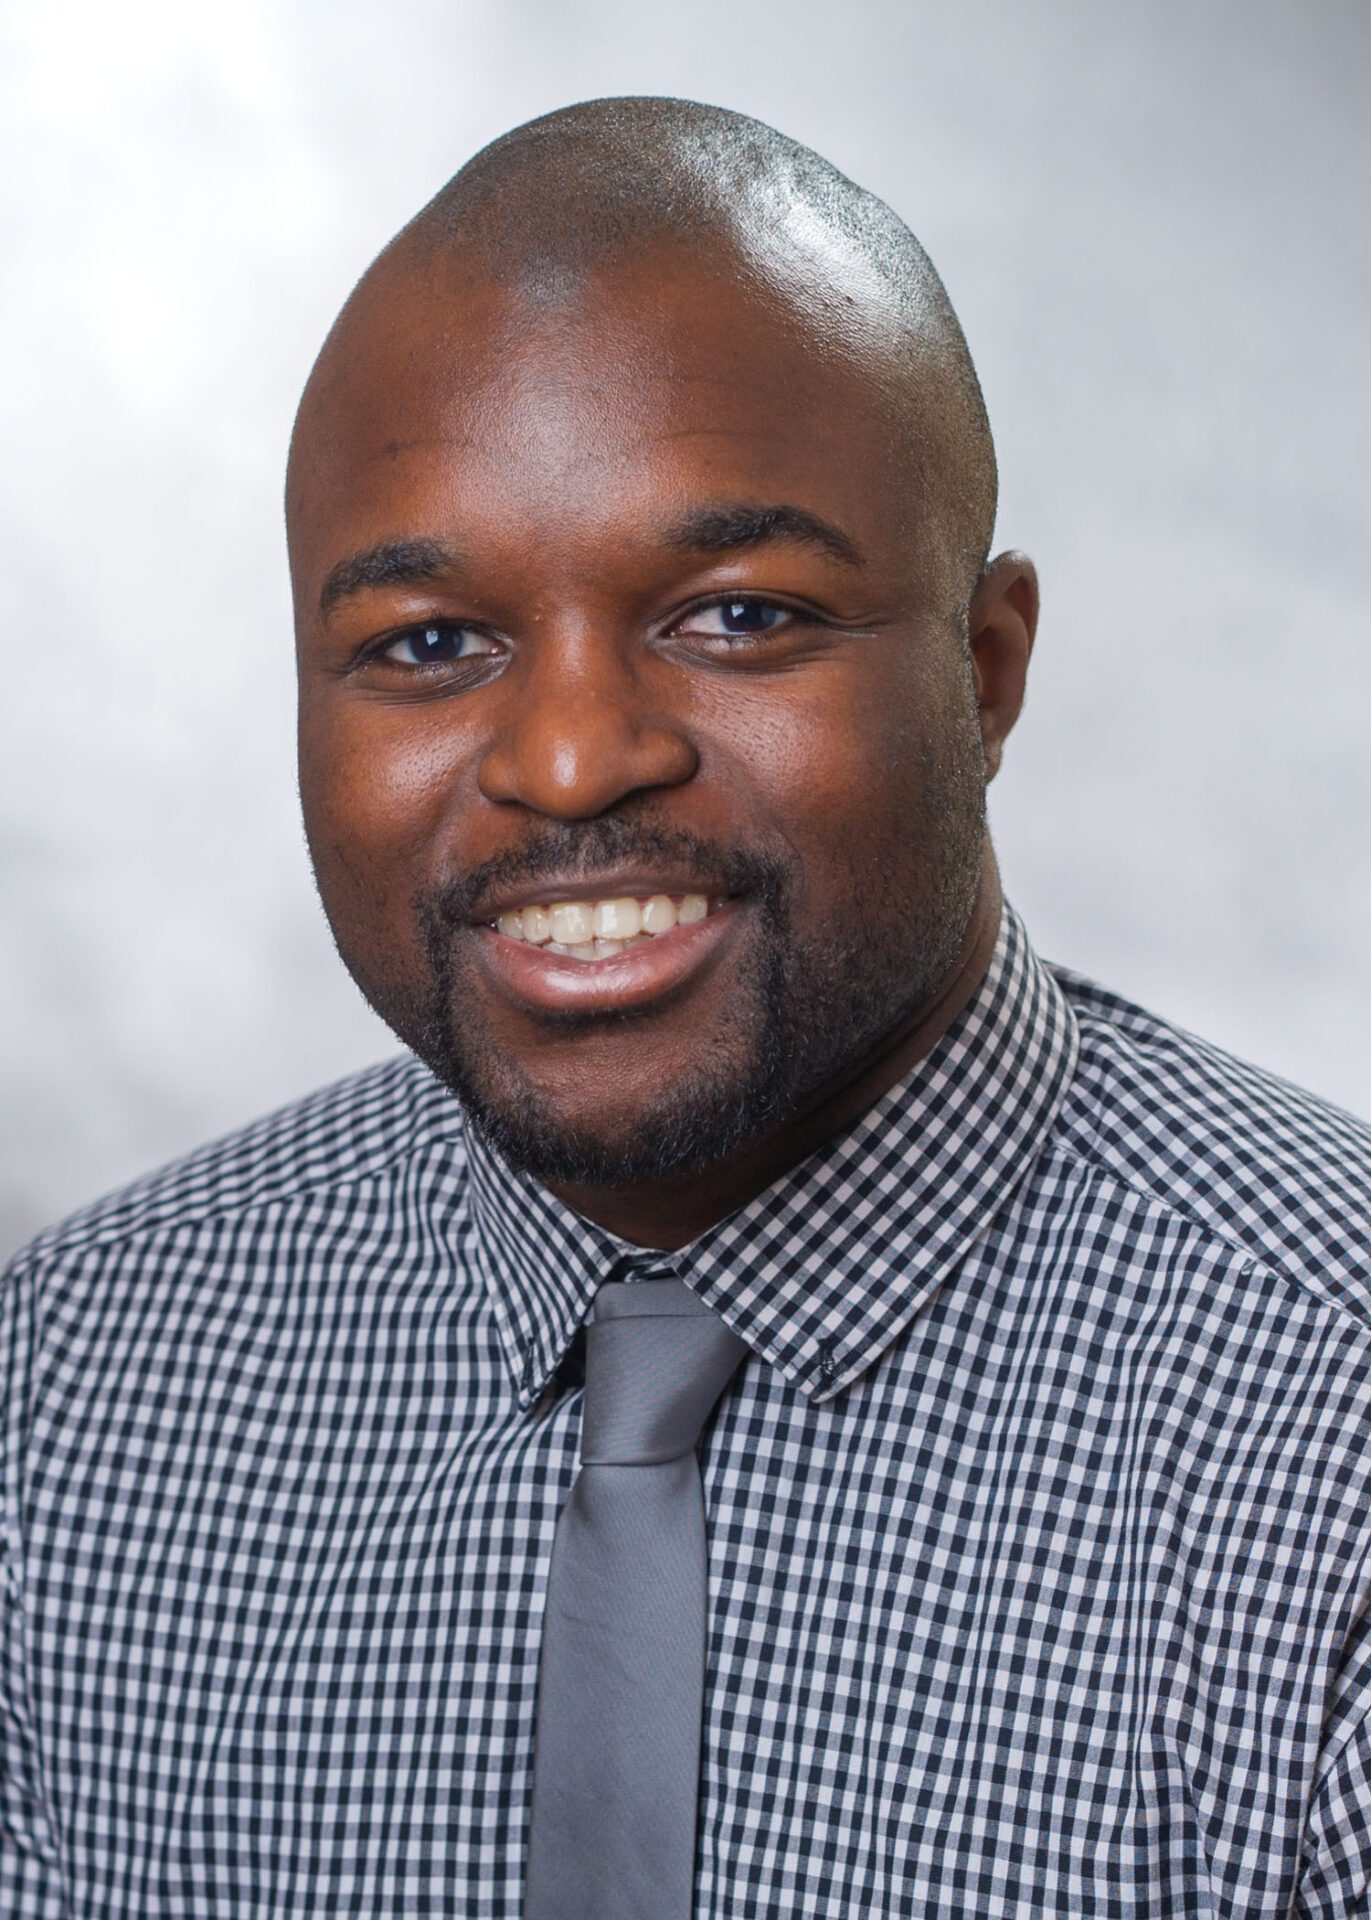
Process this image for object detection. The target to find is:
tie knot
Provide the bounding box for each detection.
[580,1279,748,1466]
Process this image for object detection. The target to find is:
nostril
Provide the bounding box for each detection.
[477,712,698,817]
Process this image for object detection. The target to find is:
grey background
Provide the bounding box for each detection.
[3,0,1368,1257]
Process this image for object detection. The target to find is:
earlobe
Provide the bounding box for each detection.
[967,550,1038,782]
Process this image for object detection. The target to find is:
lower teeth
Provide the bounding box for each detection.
[546,932,654,960]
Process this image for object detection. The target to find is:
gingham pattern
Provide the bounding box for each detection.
[5,904,1371,1916]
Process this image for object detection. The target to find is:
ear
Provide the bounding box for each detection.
[967,551,1037,781]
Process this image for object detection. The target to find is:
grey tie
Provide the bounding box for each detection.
[524,1279,748,1920]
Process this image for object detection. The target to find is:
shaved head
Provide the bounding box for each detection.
[288,95,1036,1229]
[289,95,997,603]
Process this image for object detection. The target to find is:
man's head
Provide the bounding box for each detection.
[287,97,1036,1227]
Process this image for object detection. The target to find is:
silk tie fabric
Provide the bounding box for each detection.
[523,1279,749,1920]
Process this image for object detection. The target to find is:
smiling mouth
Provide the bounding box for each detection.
[491,891,729,962]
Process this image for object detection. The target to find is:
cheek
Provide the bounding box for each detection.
[298,702,477,936]
[698,646,944,873]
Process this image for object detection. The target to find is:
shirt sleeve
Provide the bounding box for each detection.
[0,1258,64,1916]
[1299,1702,1371,1916]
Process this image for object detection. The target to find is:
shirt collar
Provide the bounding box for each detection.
[465,901,1078,1409]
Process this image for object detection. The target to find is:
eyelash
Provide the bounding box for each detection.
[666,596,799,651]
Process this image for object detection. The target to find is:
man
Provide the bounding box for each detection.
[4,95,1371,1918]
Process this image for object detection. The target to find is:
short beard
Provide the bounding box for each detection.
[412,825,798,1186]
[398,771,984,1191]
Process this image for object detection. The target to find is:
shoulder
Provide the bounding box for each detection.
[1050,961,1371,1326]
[6,1053,470,1278]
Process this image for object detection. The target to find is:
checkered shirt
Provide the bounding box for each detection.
[6,903,1371,1916]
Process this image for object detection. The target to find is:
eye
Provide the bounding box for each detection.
[672,598,794,644]
[378,622,501,666]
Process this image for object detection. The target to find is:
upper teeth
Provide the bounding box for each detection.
[494,892,717,959]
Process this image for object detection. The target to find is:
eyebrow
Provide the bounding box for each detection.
[319,537,463,619]
[317,501,863,621]
[661,502,864,568]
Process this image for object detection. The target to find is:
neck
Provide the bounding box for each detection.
[549,848,1005,1250]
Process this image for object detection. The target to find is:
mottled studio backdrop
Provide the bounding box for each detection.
[3,0,1368,1255]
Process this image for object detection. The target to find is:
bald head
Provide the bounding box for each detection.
[290,96,997,601]
[406,96,970,320]
[290,97,1037,1210]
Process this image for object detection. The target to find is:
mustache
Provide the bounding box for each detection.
[423,818,791,930]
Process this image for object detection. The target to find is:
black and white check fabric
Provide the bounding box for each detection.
[6,904,1371,1916]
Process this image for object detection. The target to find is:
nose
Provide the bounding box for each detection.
[476,629,698,819]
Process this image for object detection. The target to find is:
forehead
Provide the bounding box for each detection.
[288,248,919,590]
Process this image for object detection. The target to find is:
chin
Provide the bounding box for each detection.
[435,1039,789,1190]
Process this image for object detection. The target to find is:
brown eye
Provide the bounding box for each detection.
[681,599,791,638]
[381,623,499,665]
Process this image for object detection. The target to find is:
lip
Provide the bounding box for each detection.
[471,898,744,1015]
[470,868,732,923]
